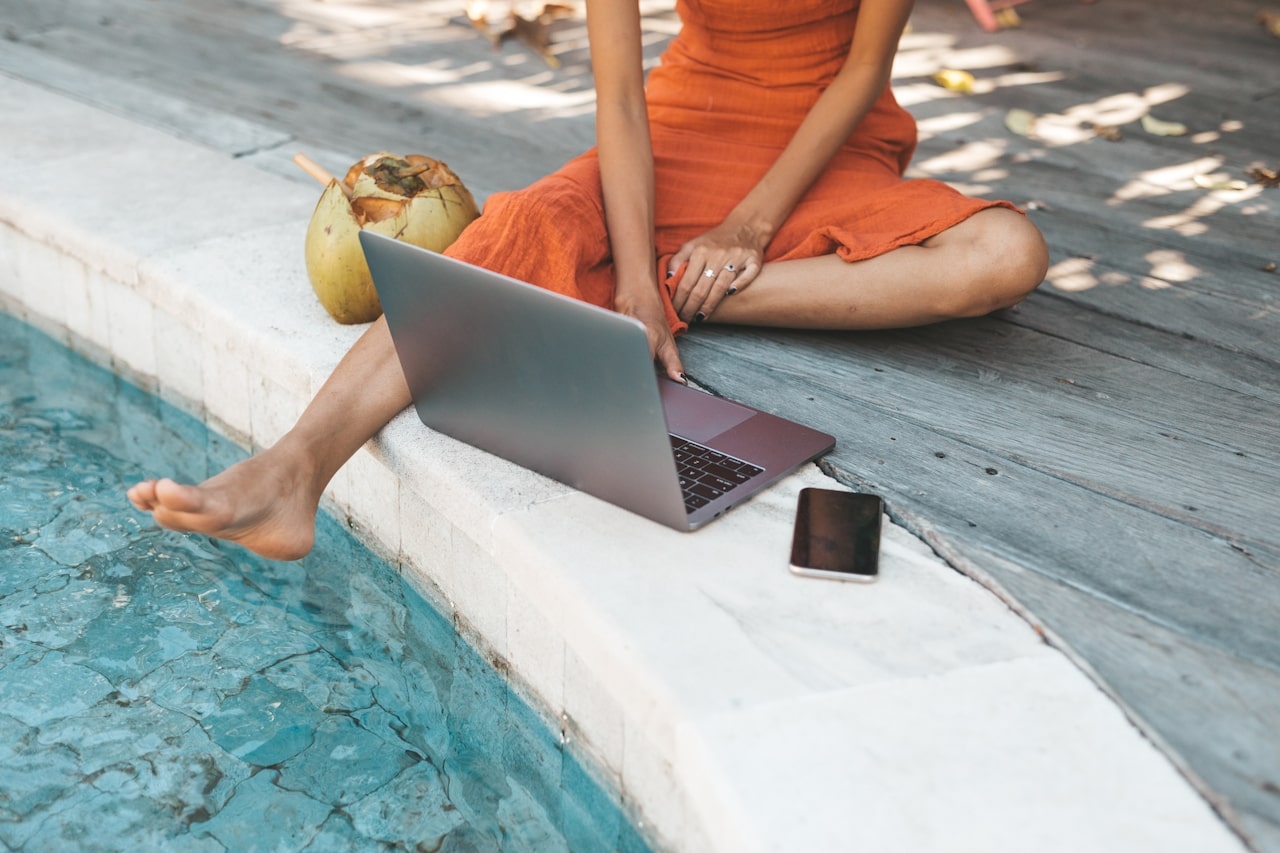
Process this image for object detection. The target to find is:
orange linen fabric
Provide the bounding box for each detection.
[444,0,1015,335]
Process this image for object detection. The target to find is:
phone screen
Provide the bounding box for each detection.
[789,488,883,581]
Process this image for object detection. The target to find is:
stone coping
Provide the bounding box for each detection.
[0,75,1244,852]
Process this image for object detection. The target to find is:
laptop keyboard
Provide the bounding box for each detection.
[670,436,764,514]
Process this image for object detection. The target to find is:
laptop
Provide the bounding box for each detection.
[360,231,835,531]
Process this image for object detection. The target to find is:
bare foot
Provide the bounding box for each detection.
[127,445,322,561]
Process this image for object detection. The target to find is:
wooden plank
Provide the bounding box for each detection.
[916,0,1280,95]
[909,127,1280,361]
[905,0,1280,370]
[0,42,292,157]
[914,119,1280,246]
[8,2,591,195]
[678,327,1280,663]
[909,114,1280,276]
[683,322,1280,551]
[1005,295,1280,405]
[1028,201,1279,310]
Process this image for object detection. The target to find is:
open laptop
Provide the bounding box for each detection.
[360,231,835,531]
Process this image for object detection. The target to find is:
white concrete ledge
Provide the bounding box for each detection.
[0,75,1244,852]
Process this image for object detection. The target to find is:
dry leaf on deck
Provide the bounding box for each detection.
[994,7,1022,28]
[1005,108,1038,136]
[465,1,575,68]
[932,69,975,93]
[1246,164,1280,188]
[1092,123,1123,142]
[1141,114,1189,137]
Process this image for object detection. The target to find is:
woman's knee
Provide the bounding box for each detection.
[999,211,1050,298]
[945,208,1049,317]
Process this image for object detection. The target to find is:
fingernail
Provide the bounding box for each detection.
[727,286,738,295]
[694,312,706,323]
[679,373,689,385]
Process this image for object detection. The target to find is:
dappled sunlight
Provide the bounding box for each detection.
[1110,156,1227,203]
[1142,187,1265,237]
[268,0,608,123]
[1045,257,1142,293]
[341,58,596,116]
[892,16,1272,307]
[341,58,492,88]
[423,78,596,117]
[275,0,462,54]
[1045,256,1100,293]
[1145,249,1199,283]
[894,40,1011,78]
[914,139,1008,177]
[252,0,1273,301]
[915,110,986,140]
[1189,119,1245,146]
[265,0,677,123]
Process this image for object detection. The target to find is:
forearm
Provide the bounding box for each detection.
[586,0,660,301]
[727,64,889,244]
[727,0,914,247]
[597,100,659,299]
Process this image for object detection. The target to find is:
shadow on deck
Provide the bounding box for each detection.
[5,0,1277,847]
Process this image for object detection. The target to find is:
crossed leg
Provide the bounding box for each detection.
[709,207,1047,329]
[127,207,1047,560]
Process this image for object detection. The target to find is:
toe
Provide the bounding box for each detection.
[127,479,159,511]
[153,478,208,514]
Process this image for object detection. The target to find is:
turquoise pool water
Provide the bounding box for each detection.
[0,312,650,852]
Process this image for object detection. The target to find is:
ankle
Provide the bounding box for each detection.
[251,434,331,508]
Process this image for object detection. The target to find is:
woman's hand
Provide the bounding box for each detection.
[615,285,686,384]
[668,221,766,323]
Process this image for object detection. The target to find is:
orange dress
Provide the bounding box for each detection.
[444,0,1014,334]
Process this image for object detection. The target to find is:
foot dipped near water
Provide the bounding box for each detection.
[126,452,321,561]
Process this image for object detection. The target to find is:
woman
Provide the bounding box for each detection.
[128,0,1048,560]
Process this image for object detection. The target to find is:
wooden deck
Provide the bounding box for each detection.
[5,0,1278,847]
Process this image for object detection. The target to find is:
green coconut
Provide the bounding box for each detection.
[303,153,480,324]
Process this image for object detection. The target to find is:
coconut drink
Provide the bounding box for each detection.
[300,152,480,324]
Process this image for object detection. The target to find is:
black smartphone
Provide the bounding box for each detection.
[789,488,883,582]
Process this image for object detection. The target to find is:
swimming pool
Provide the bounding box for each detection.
[0,311,651,851]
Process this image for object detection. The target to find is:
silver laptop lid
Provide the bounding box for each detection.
[360,231,691,530]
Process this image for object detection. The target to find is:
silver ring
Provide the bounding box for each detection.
[725,263,737,273]
[703,268,715,278]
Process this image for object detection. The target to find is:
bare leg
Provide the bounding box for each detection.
[127,210,1043,559]
[127,316,410,561]
[709,208,1049,328]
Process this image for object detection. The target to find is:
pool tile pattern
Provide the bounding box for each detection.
[0,314,649,852]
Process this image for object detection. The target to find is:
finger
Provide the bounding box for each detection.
[680,277,715,322]
[667,244,699,309]
[725,259,761,296]
[654,333,687,384]
[672,250,714,315]
[683,257,749,321]
[668,243,693,281]
[694,270,740,320]
[676,262,722,320]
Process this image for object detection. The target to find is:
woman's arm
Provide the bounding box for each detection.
[670,0,916,322]
[586,0,685,381]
